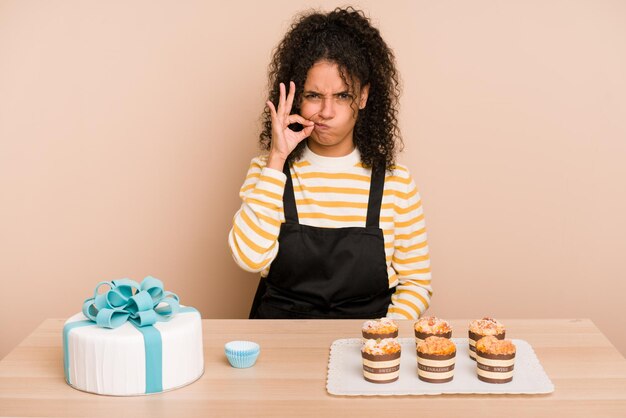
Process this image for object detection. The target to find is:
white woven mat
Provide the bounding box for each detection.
[326,337,554,396]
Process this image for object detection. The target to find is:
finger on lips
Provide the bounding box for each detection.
[299,125,315,141]
[287,114,313,125]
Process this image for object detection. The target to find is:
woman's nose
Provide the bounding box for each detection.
[318,97,335,119]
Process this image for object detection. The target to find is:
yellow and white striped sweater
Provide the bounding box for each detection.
[228,146,432,319]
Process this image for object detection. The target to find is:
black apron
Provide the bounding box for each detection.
[249,163,393,319]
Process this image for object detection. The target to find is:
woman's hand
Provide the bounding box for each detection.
[266,81,314,171]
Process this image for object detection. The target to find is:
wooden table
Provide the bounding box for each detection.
[1,319,625,417]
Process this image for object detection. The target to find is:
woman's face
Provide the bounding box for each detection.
[300,60,369,157]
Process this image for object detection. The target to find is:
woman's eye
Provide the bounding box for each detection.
[305,93,320,100]
[338,93,352,100]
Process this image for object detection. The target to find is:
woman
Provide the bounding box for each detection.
[228,7,432,319]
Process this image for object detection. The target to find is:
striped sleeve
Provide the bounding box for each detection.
[387,170,433,319]
[228,157,286,273]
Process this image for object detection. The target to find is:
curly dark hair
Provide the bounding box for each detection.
[259,6,402,170]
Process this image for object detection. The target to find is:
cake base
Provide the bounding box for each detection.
[67,368,205,396]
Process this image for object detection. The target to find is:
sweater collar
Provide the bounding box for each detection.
[302,144,361,169]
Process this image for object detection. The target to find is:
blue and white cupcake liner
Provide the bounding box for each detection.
[224,341,260,368]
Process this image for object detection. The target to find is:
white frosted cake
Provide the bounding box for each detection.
[63,277,204,396]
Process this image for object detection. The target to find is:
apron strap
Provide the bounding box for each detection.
[366,165,385,228]
[282,162,299,223]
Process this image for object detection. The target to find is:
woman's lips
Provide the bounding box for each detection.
[314,123,330,131]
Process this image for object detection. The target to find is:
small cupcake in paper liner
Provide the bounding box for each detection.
[361,338,401,384]
[361,318,398,342]
[475,336,516,383]
[414,316,452,347]
[416,336,456,383]
[468,317,505,360]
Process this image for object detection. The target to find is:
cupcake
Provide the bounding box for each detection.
[414,316,452,346]
[416,336,456,383]
[468,317,505,360]
[361,338,401,384]
[475,336,516,383]
[361,318,399,341]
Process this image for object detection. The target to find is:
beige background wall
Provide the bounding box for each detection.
[1,0,625,359]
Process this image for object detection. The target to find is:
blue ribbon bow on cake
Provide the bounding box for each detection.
[82,276,180,328]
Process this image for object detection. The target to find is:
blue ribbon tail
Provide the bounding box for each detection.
[132,323,163,393]
[63,320,94,384]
